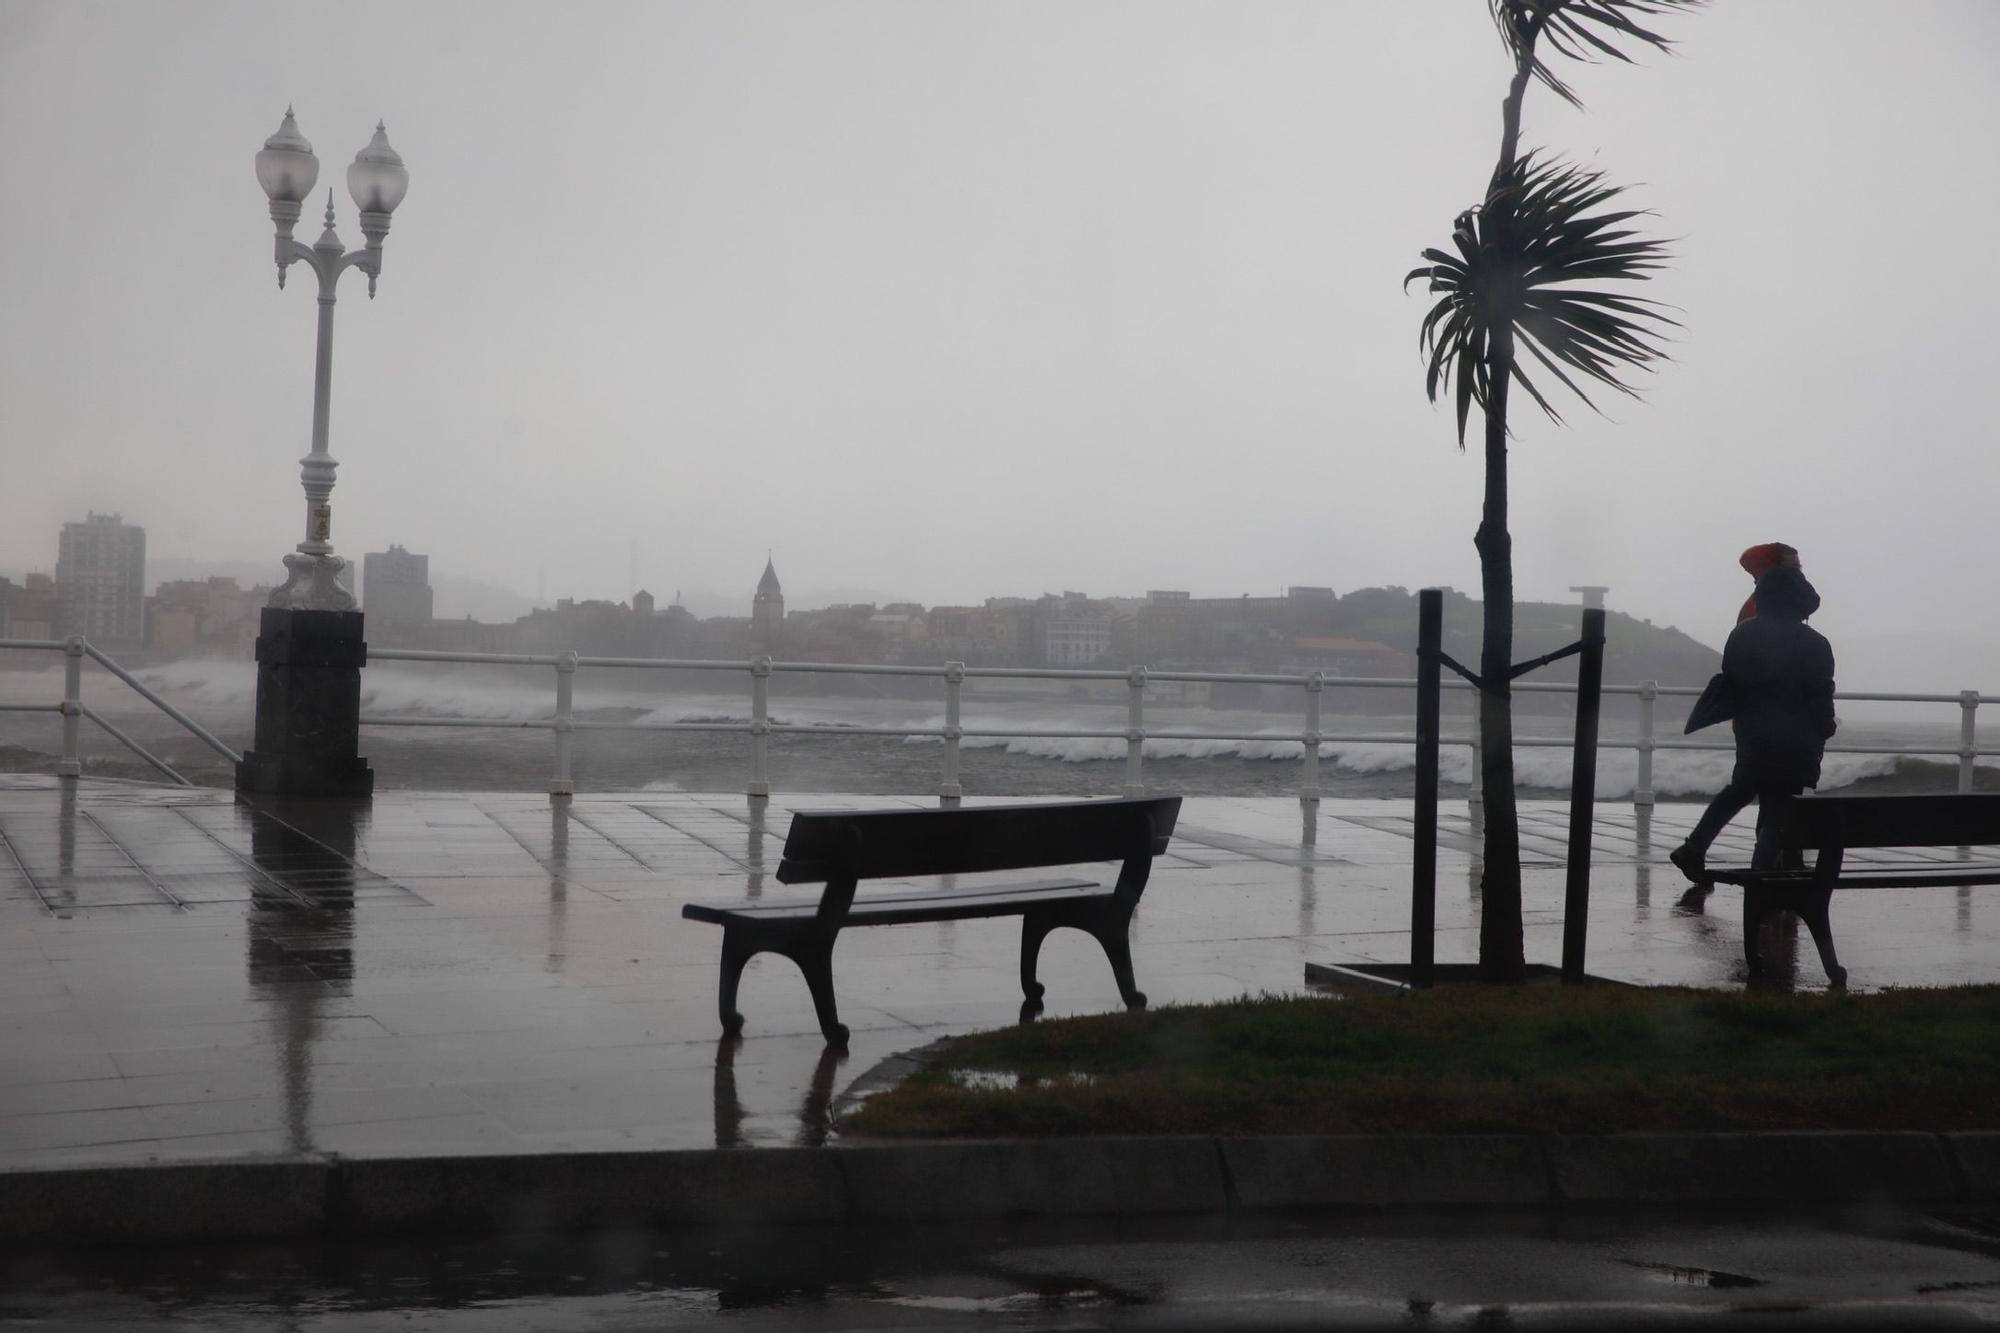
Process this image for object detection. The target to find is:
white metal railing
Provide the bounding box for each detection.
[361,648,1998,818]
[4,638,1992,814]
[0,637,243,785]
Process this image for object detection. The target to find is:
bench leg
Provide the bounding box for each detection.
[717,929,752,1036]
[788,938,849,1048]
[1798,887,1847,990]
[1090,915,1147,1011]
[1019,913,1054,1022]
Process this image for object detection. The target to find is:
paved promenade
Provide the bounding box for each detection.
[2,775,1996,1171]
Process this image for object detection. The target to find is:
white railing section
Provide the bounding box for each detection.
[4,638,1992,810]
[362,647,1997,812]
[0,637,243,786]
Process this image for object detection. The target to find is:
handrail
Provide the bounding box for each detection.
[6,637,1992,803]
[79,644,241,764]
[363,645,2000,705]
[361,644,1994,805]
[0,637,241,780]
[78,705,193,786]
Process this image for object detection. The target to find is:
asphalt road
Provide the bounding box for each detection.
[8,1206,2000,1330]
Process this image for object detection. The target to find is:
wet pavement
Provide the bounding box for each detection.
[2,775,1997,1171]
[7,1206,2000,1328]
[7,775,2000,1327]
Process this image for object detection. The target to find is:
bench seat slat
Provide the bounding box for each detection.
[776,796,1179,884]
[1710,861,2000,889]
[1790,794,2000,850]
[683,877,1105,927]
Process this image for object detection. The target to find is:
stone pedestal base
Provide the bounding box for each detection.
[236,607,373,799]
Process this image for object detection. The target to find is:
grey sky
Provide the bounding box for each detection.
[3,1,1996,676]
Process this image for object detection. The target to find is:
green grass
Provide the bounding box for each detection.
[839,986,2000,1138]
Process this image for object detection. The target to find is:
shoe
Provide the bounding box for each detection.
[1668,843,1711,887]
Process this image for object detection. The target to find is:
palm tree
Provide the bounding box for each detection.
[1407,0,1698,981]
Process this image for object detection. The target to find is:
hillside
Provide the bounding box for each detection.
[1328,586,1719,719]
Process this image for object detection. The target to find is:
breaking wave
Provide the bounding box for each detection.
[908,729,1908,800]
[116,660,656,722]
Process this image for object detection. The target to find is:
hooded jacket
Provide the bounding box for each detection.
[1721,565,1836,789]
[1735,542,1799,623]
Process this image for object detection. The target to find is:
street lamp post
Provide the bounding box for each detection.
[237,109,408,800]
[254,107,409,609]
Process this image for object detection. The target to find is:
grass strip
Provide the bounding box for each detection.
[840,986,2000,1138]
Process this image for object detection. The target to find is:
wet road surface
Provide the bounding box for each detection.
[8,1206,2000,1329]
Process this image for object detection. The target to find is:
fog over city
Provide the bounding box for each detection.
[3,0,1997,687]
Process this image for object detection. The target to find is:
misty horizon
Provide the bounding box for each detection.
[10,540,1999,695]
[5,1,1998,686]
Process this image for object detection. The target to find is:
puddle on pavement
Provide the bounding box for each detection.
[1620,1258,1763,1289]
[951,1069,1097,1092]
[883,1286,1129,1314]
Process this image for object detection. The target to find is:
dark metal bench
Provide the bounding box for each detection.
[681,796,1182,1046]
[1707,792,2000,989]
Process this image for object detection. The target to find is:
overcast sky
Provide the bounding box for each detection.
[3,1,1997,672]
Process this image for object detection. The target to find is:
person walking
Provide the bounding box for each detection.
[1670,543,1803,886]
[1670,563,1837,888]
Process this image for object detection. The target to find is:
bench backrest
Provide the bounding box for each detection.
[776,797,1182,926]
[1785,792,2000,850]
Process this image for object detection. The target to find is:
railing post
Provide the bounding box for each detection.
[940,661,964,807]
[550,651,576,800]
[1123,666,1147,798]
[57,636,84,779]
[1635,680,1658,809]
[1961,690,1980,795]
[748,656,772,799]
[1299,672,1323,846]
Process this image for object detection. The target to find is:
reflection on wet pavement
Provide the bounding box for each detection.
[2,775,1997,1171]
[714,1037,845,1149]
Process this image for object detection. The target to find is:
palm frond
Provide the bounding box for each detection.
[1488,0,1705,107]
[1405,151,1677,445]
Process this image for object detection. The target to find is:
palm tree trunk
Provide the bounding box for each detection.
[1470,28,1539,983]
[1475,345,1525,982]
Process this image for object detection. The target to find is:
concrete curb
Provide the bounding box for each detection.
[4,1132,1996,1245]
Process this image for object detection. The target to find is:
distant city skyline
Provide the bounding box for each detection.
[2,536,1581,628]
[4,523,1994,695]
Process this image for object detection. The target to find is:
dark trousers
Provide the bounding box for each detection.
[1684,779,1805,870]
[1684,779,1755,857]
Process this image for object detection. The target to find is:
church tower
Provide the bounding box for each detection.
[752,555,784,646]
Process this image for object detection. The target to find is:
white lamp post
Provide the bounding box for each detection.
[255,108,409,610]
